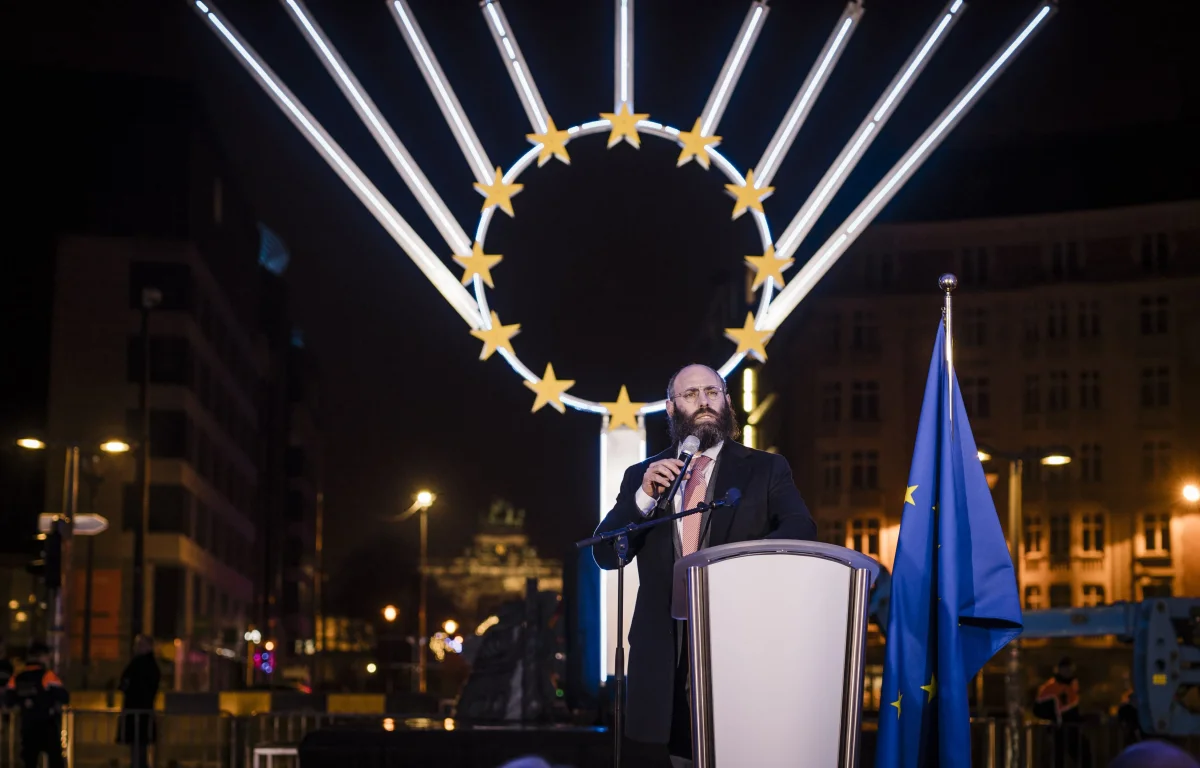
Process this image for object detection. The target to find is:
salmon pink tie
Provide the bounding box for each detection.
[680,455,713,556]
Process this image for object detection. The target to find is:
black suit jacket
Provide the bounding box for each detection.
[592,440,817,745]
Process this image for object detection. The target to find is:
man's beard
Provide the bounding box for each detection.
[668,403,740,452]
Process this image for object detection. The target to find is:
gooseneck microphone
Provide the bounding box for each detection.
[654,434,701,513]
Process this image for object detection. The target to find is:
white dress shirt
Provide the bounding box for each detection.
[633,441,725,539]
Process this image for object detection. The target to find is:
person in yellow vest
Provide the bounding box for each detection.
[1034,656,1080,725]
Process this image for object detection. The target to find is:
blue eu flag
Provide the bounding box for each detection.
[876,319,1022,767]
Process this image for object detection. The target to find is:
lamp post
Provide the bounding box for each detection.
[133,286,161,641]
[17,437,129,680]
[396,490,435,693]
[977,445,1071,768]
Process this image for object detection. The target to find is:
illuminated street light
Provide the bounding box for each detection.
[1182,484,1200,504]
[16,438,46,450]
[1039,452,1071,467]
[976,449,992,462]
[443,619,458,635]
[366,662,378,674]
[416,490,435,508]
[100,440,131,453]
[383,605,398,623]
[263,640,275,652]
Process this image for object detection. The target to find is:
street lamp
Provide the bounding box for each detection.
[442,619,458,636]
[383,605,398,623]
[1182,483,1200,504]
[99,440,131,454]
[16,438,46,450]
[977,445,1071,768]
[396,489,436,693]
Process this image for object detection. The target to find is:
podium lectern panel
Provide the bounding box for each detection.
[673,541,879,768]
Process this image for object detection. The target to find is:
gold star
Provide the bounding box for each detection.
[524,364,575,414]
[905,485,919,506]
[469,311,520,361]
[526,118,571,167]
[675,119,721,170]
[599,104,650,149]
[453,242,503,288]
[601,386,645,431]
[724,169,774,220]
[744,246,794,292]
[724,313,774,363]
[921,675,937,702]
[474,167,524,217]
[891,693,903,718]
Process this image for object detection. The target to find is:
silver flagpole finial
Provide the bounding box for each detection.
[940,273,957,431]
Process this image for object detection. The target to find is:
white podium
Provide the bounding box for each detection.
[672,540,880,767]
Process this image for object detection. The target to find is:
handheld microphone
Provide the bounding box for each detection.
[655,435,701,513]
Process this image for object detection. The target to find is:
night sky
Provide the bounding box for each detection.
[5,0,1196,618]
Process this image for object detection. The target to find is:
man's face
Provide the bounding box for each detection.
[667,365,738,450]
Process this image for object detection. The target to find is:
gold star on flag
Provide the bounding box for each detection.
[474,167,524,217]
[524,364,575,414]
[921,675,937,702]
[905,485,919,506]
[891,693,903,718]
[724,169,774,220]
[599,104,650,149]
[675,119,721,170]
[601,386,644,431]
[526,118,571,167]
[469,311,520,361]
[724,313,774,363]
[453,243,503,288]
[744,246,794,292]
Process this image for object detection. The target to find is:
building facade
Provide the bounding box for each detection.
[775,200,1200,709]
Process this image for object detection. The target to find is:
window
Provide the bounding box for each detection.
[1050,241,1082,279]
[1046,302,1068,340]
[822,313,842,353]
[1024,586,1043,610]
[1024,515,1043,555]
[1081,585,1105,607]
[852,311,880,351]
[1143,513,1170,553]
[1049,513,1069,563]
[1080,512,1105,553]
[821,383,841,423]
[1139,296,1169,335]
[127,336,193,386]
[962,308,988,347]
[153,565,185,639]
[1078,371,1101,410]
[1079,444,1102,483]
[129,262,193,311]
[821,519,846,547]
[849,518,881,556]
[821,453,842,491]
[1049,584,1072,608]
[851,451,879,490]
[122,483,191,534]
[124,409,191,460]
[1023,375,1040,414]
[1141,441,1171,481]
[1140,367,1170,408]
[1141,580,1173,599]
[1077,301,1100,339]
[1140,233,1170,273]
[1023,304,1040,343]
[961,377,991,419]
[864,254,895,288]
[960,248,989,286]
[850,381,880,421]
[1047,371,1068,412]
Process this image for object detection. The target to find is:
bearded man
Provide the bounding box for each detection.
[593,363,816,766]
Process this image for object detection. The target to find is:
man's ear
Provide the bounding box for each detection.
[665,400,675,418]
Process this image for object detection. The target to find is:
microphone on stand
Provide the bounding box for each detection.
[655,435,701,513]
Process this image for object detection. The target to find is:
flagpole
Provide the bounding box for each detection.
[940,273,957,432]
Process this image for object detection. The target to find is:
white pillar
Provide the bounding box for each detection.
[599,415,647,680]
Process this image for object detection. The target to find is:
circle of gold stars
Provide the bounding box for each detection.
[461,112,787,429]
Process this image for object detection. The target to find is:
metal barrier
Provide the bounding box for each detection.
[3,708,1198,767]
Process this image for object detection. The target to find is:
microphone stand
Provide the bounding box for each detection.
[575,493,738,768]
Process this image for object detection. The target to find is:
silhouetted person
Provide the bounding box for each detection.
[1034,657,1091,767]
[118,634,161,768]
[1109,740,1200,768]
[5,641,68,768]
